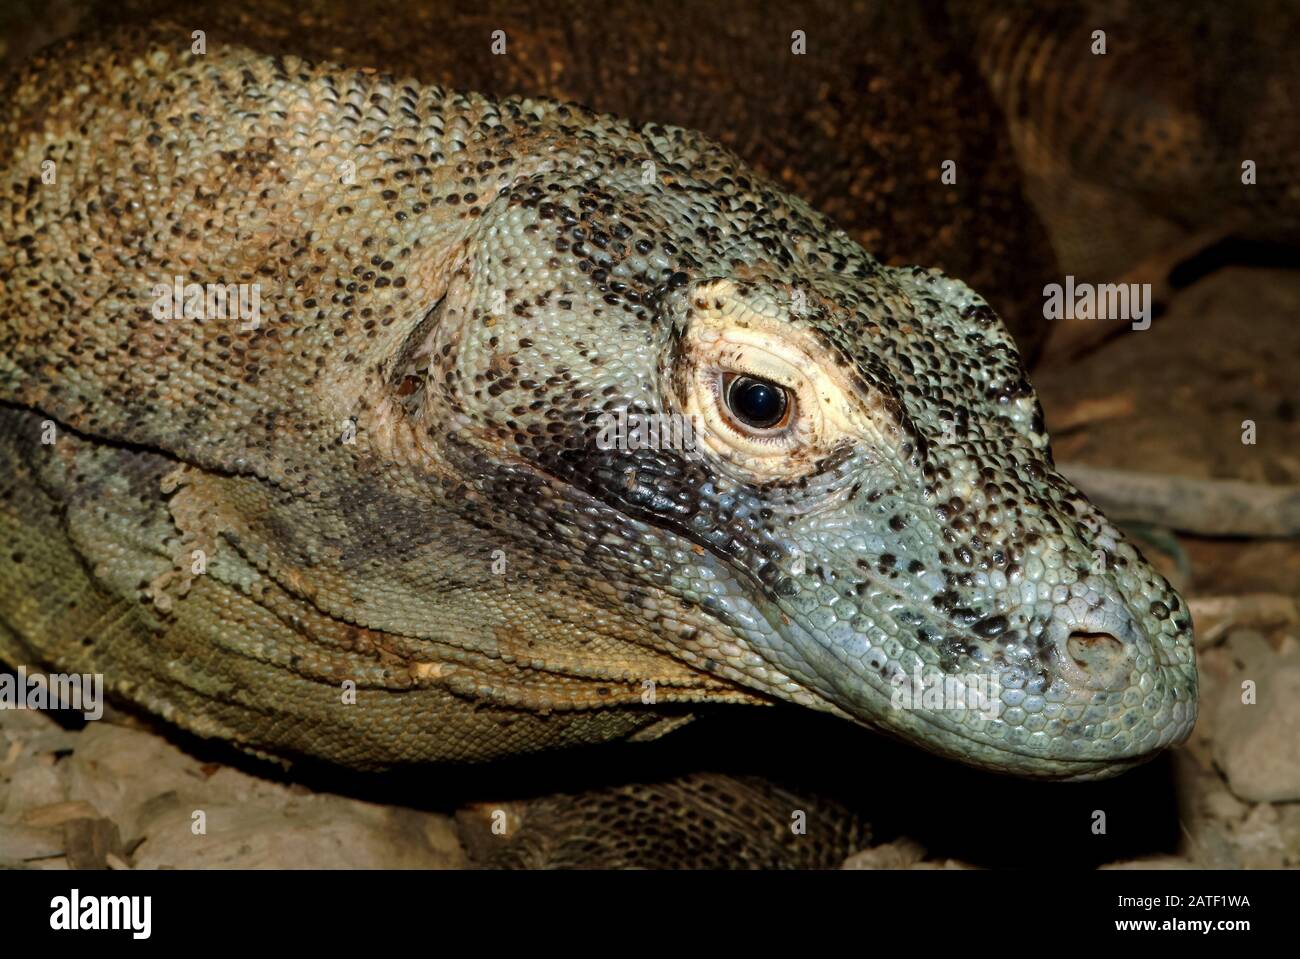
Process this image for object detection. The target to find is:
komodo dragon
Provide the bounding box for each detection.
[0,5,1200,865]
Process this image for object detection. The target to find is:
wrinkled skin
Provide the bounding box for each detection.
[0,25,1196,779]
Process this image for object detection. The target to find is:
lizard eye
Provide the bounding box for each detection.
[678,330,825,475]
[722,373,793,432]
[671,278,873,483]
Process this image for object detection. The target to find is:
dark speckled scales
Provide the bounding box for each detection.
[52,0,1060,355]
[0,0,1204,867]
[1,0,1197,768]
[0,23,767,766]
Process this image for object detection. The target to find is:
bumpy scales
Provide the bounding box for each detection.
[0,24,1196,779]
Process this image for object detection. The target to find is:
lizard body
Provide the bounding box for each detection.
[1,11,1197,793]
[957,0,1300,282]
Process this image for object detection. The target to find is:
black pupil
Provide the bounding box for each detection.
[727,376,787,428]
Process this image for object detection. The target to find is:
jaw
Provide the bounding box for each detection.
[463,393,1200,780]
[683,556,1197,779]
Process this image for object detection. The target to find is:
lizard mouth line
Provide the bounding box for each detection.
[745,590,1190,771]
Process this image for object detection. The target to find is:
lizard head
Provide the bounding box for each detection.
[406,113,1197,780]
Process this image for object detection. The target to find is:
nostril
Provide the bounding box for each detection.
[1067,630,1122,664]
[1060,630,1131,690]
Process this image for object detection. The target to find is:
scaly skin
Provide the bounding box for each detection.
[0,21,1196,779]
[953,0,1300,280]
[0,0,1064,358]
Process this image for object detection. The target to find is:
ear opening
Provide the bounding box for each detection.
[386,294,448,414]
